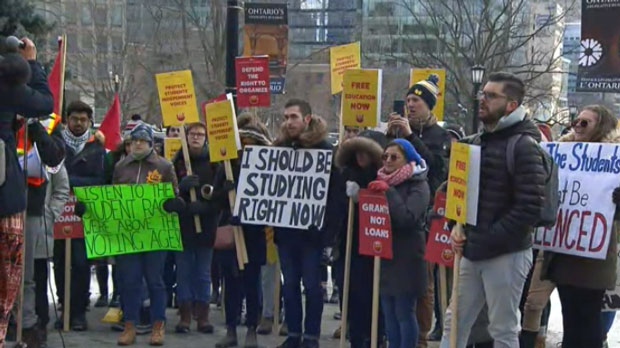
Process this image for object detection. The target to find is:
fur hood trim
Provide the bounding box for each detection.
[272,115,328,148]
[559,129,620,144]
[336,137,384,169]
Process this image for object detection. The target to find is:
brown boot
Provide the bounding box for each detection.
[175,302,192,333]
[196,301,214,333]
[149,321,165,346]
[117,322,137,346]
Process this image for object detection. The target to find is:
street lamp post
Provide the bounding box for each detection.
[471,65,485,134]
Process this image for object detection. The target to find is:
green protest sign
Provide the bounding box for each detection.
[74,183,182,259]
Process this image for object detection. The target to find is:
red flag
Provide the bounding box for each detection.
[98,93,122,151]
[48,35,66,118]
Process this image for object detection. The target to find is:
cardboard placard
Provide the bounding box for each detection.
[164,138,182,161]
[330,42,361,95]
[358,189,393,260]
[205,99,241,162]
[425,191,454,267]
[53,193,84,240]
[156,70,200,126]
[236,56,271,108]
[445,143,480,225]
[74,183,182,258]
[342,69,382,128]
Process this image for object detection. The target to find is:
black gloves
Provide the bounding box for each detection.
[179,175,201,194]
[187,201,212,216]
[613,187,620,205]
[74,202,86,217]
[163,197,186,213]
[223,180,236,192]
[229,215,242,226]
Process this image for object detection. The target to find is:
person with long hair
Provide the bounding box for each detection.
[541,105,619,348]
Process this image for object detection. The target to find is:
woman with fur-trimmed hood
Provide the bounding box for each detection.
[334,130,387,348]
[540,105,620,348]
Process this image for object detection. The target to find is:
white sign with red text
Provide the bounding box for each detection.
[533,142,620,260]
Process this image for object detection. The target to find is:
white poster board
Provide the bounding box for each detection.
[233,146,333,229]
[533,142,619,260]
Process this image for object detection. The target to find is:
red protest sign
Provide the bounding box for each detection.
[358,189,393,260]
[53,193,84,240]
[425,191,454,267]
[235,56,271,108]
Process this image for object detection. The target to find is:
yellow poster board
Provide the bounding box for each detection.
[342,69,382,128]
[205,99,241,162]
[410,68,446,122]
[156,70,200,127]
[445,143,480,225]
[164,138,182,161]
[330,42,361,95]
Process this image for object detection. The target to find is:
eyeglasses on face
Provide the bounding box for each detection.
[571,119,590,128]
[188,132,206,138]
[382,153,401,162]
[477,91,508,101]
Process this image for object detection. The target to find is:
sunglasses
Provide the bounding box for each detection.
[571,119,590,128]
[382,153,401,162]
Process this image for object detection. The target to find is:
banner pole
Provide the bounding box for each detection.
[63,238,72,332]
[178,125,202,233]
[370,256,381,348]
[224,160,247,269]
[449,224,464,348]
[339,198,355,348]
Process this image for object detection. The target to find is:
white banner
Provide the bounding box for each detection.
[233,146,333,229]
[533,142,620,260]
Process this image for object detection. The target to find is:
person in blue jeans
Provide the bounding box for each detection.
[168,122,227,335]
[366,140,430,348]
[602,311,616,347]
[272,99,345,348]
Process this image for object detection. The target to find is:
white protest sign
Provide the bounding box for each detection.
[533,142,620,260]
[19,145,48,180]
[233,146,333,229]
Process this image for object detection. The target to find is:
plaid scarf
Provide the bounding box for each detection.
[62,128,90,154]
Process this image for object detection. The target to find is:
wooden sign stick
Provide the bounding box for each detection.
[339,198,355,348]
[370,256,381,348]
[223,159,247,270]
[178,126,202,233]
[63,239,71,332]
[450,224,464,348]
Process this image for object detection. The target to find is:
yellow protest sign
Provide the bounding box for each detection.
[164,138,182,161]
[342,69,382,128]
[156,70,200,126]
[205,99,241,162]
[410,68,446,121]
[330,42,361,95]
[445,143,480,225]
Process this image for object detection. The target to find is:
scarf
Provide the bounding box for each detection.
[377,162,415,187]
[62,128,90,154]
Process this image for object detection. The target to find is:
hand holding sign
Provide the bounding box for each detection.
[450,225,466,255]
[368,180,389,193]
[74,201,86,217]
[163,197,186,214]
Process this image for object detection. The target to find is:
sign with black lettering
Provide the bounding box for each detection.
[74,183,182,259]
[534,142,620,259]
[233,146,333,229]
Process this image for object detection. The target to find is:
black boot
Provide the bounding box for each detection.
[519,330,538,348]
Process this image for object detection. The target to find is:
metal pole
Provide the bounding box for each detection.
[471,82,481,134]
[226,0,242,110]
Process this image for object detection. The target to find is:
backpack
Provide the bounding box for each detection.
[506,134,559,228]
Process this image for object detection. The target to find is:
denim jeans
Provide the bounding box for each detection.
[175,248,213,303]
[278,242,323,340]
[381,294,418,348]
[440,249,532,348]
[116,251,167,323]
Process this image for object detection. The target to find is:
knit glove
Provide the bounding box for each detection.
[74,202,86,217]
[345,181,360,202]
[368,180,389,193]
[179,175,200,194]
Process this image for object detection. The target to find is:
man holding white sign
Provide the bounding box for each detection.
[234,99,344,348]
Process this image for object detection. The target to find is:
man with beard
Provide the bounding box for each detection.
[440,72,546,348]
[54,100,106,331]
[386,75,451,347]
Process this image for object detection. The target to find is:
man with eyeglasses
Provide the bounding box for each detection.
[54,100,106,331]
[441,72,547,348]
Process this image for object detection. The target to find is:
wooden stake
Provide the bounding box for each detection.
[339,198,355,348]
[178,125,202,233]
[223,160,247,270]
[450,224,464,348]
[273,262,281,332]
[370,256,381,348]
[439,265,448,324]
[63,239,72,332]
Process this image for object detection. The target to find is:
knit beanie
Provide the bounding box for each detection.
[130,122,154,145]
[407,74,440,110]
[238,113,272,146]
[392,139,422,164]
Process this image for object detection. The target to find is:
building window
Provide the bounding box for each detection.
[111,6,123,27]
[82,6,93,25]
[96,35,108,54]
[95,6,107,26]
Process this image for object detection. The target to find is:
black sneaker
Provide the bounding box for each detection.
[109,294,120,308]
[95,294,108,308]
[277,337,301,348]
[301,338,319,348]
[71,315,88,331]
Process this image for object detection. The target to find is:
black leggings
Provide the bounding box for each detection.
[34,259,49,327]
[557,284,605,348]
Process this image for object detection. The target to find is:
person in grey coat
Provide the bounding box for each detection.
[364,138,429,348]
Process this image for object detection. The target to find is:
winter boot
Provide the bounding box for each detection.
[277,337,301,348]
[149,321,165,346]
[117,322,137,346]
[196,301,214,333]
[175,302,192,333]
[256,317,273,335]
[519,330,539,348]
[215,326,238,348]
[22,326,41,348]
[244,326,258,348]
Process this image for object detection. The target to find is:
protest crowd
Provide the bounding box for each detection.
[0,34,619,348]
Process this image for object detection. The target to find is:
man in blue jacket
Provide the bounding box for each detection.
[0,37,53,346]
[272,99,345,348]
[53,100,106,331]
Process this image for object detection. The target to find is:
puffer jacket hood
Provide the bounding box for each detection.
[272,115,329,149]
[336,136,384,170]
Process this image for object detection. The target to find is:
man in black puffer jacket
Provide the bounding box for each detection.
[440,72,546,348]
